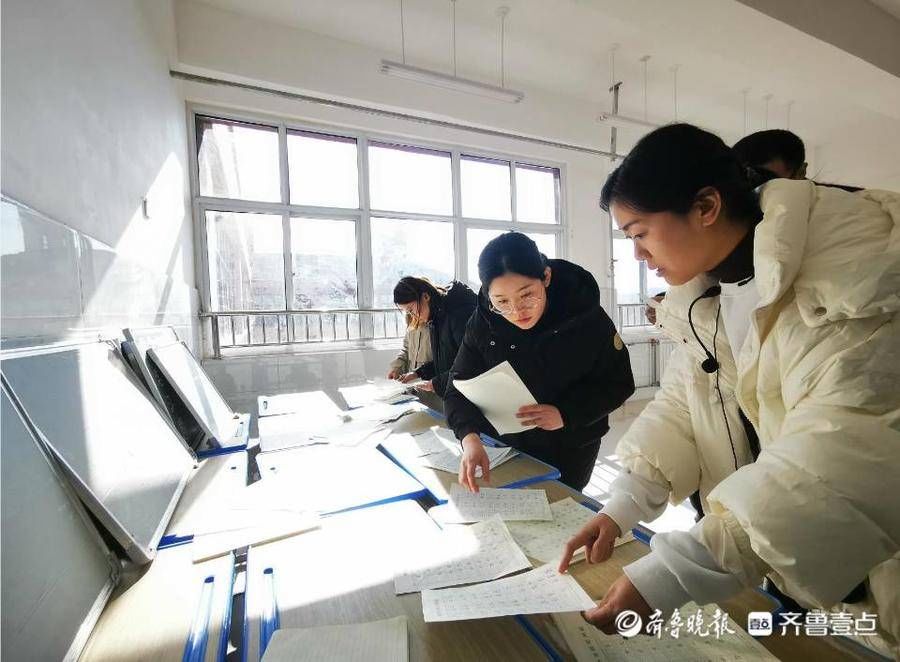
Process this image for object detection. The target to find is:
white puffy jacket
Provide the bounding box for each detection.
[609,180,900,646]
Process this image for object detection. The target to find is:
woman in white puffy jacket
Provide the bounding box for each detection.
[559,123,900,653]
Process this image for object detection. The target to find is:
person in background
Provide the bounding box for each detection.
[392,276,476,398]
[386,314,432,383]
[732,128,863,192]
[444,232,635,492]
[559,123,898,655]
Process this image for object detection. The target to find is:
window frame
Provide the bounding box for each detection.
[187,104,568,349]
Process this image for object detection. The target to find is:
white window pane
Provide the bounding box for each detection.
[515,165,558,223]
[613,238,641,304]
[368,144,452,215]
[288,131,359,208]
[646,268,667,297]
[197,118,280,202]
[206,211,285,311]
[290,217,358,310]
[461,156,511,220]
[466,230,557,289]
[371,217,454,307]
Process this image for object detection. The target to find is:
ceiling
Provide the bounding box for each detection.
[183,0,900,184]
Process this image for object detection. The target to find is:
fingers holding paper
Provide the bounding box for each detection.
[459,433,491,492]
[582,574,653,635]
[558,513,621,573]
[516,404,564,430]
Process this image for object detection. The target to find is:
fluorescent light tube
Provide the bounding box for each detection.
[596,112,661,131]
[380,59,524,103]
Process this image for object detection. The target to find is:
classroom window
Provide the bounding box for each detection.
[192,112,565,353]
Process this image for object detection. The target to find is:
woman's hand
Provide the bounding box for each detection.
[558,513,622,572]
[387,369,401,380]
[582,574,653,635]
[459,433,491,492]
[416,379,435,392]
[517,404,564,430]
[399,372,419,384]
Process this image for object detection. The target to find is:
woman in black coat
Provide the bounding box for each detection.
[392,276,477,398]
[445,232,635,491]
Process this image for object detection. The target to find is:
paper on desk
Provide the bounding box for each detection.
[451,361,537,435]
[394,515,531,594]
[506,498,634,564]
[261,615,408,662]
[259,412,391,453]
[409,427,459,456]
[339,380,417,409]
[430,485,552,524]
[551,602,778,661]
[344,401,424,423]
[191,509,319,562]
[257,390,342,419]
[420,445,519,476]
[422,563,595,622]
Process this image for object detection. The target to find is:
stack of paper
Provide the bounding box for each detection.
[451,361,537,435]
[394,515,531,594]
[261,616,409,662]
[408,427,459,456]
[345,401,424,424]
[421,564,595,622]
[552,602,778,661]
[190,509,320,563]
[506,497,634,564]
[257,390,341,419]
[258,412,384,453]
[430,485,553,524]
[339,379,418,409]
[420,444,519,476]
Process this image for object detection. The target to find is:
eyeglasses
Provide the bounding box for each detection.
[397,302,421,319]
[489,292,544,316]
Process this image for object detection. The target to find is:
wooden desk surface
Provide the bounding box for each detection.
[518,480,878,662]
[383,412,560,502]
[243,500,548,662]
[79,545,234,662]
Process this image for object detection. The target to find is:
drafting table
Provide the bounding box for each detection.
[1,384,117,662]
[243,500,550,662]
[79,545,236,662]
[518,481,881,662]
[0,341,194,564]
[147,341,250,457]
[380,411,561,503]
[254,445,427,515]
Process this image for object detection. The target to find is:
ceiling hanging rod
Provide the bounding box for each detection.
[170,69,621,158]
[380,0,524,102]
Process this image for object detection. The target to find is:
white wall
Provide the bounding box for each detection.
[1,0,198,349]
[172,1,622,408]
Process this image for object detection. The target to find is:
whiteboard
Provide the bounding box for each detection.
[0,342,194,564]
[148,342,239,446]
[1,382,117,662]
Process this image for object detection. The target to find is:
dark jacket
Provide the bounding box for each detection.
[444,259,635,469]
[415,281,477,397]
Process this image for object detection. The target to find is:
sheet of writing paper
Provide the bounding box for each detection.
[507,498,635,564]
[394,515,531,594]
[261,616,408,662]
[422,564,595,622]
[552,602,778,661]
[257,390,342,419]
[451,361,538,435]
[430,485,553,524]
[343,401,424,423]
[420,445,519,476]
[408,427,460,456]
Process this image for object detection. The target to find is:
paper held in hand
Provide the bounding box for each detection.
[451,361,537,435]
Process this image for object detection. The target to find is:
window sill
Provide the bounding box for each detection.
[209,337,403,360]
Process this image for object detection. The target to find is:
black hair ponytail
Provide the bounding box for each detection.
[600,123,776,226]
